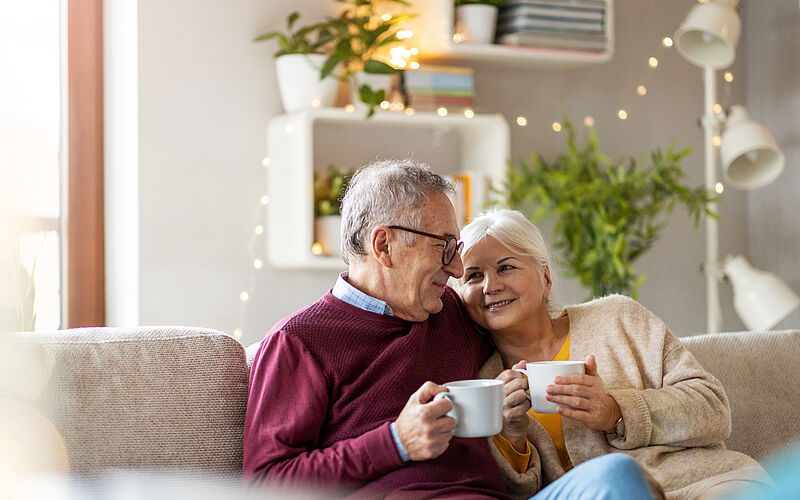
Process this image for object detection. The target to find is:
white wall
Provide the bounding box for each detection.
[109,0,798,346]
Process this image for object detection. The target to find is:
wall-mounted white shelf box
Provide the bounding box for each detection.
[406,0,614,66]
[266,107,510,270]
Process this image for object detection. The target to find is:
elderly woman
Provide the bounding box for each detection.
[458,208,770,500]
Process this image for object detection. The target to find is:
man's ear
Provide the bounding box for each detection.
[370,225,393,268]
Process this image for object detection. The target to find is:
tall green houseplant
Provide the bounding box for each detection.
[499,115,717,299]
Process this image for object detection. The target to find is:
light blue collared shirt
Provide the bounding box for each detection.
[331,273,410,462]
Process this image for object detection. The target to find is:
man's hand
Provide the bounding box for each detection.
[394,381,457,461]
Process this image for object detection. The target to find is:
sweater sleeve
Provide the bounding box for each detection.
[606,304,731,450]
[243,331,404,487]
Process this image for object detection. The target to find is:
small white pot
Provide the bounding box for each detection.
[275,54,339,113]
[350,72,394,112]
[455,4,499,44]
[314,215,342,256]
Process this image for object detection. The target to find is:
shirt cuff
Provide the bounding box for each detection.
[493,433,531,473]
[390,422,411,462]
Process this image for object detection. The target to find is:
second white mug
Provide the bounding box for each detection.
[515,361,586,414]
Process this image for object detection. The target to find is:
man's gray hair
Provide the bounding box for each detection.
[340,158,454,264]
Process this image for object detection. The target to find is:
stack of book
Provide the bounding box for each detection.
[394,66,476,112]
[496,0,608,51]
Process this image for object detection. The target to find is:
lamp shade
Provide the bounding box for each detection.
[720,105,786,190]
[724,255,800,331]
[674,0,740,69]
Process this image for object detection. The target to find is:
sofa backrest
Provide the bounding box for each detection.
[681,329,800,465]
[8,327,249,474]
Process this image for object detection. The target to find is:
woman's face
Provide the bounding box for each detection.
[460,236,551,335]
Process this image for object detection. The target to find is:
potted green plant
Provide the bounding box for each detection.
[454,0,507,44]
[318,0,413,117]
[254,12,339,112]
[313,165,353,256]
[497,114,718,299]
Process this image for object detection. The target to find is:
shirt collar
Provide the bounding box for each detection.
[332,273,393,316]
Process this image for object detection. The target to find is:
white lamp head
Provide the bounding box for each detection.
[674,0,741,69]
[720,105,786,190]
[723,255,800,331]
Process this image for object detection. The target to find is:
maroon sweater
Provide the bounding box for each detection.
[243,287,508,499]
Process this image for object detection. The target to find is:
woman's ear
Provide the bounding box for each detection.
[542,264,552,298]
[370,226,393,268]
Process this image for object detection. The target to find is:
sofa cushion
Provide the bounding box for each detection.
[9,327,248,474]
[681,329,800,467]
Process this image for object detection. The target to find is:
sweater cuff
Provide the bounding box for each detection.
[605,389,651,449]
[362,421,406,474]
[493,433,531,473]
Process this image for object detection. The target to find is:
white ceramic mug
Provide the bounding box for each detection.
[433,379,503,438]
[514,361,586,414]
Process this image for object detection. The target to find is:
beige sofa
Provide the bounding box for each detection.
[5,326,800,487]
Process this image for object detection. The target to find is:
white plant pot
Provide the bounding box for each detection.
[455,4,499,44]
[314,215,342,257]
[350,72,394,112]
[275,54,339,113]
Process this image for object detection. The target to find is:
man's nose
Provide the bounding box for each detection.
[444,251,464,279]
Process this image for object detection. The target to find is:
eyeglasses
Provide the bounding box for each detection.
[388,225,464,266]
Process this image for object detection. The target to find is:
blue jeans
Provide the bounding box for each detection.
[533,454,653,500]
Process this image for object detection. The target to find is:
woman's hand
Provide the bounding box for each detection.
[545,355,622,432]
[496,360,532,452]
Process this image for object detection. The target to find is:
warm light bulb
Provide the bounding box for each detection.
[712,135,722,147]
[254,225,264,235]
[584,116,595,127]
[516,116,527,127]
[253,259,263,269]
[662,37,673,47]
[379,101,390,109]
[410,48,419,55]
[260,195,270,205]
[724,72,734,82]
[345,104,355,113]
[405,107,415,116]
[714,182,724,194]
[311,242,323,255]
[637,85,647,96]
[240,291,249,302]
[311,99,321,108]
[233,328,243,339]
[262,157,271,167]
[381,13,391,21]
[464,109,475,118]
[409,61,420,70]
[453,33,464,43]
[618,109,628,120]
[437,107,448,117]
[712,103,723,115]
[648,57,658,68]
[552,121,562,132]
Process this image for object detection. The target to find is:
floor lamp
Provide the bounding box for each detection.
[674,0,799,333]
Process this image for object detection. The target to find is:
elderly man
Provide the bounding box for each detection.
[244,159,655,499]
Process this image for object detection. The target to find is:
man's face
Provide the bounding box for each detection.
[387,192,464,322]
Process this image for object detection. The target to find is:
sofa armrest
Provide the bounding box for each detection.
[681,329,800,464]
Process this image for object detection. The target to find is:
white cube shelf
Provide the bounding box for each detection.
[266,107,510,269]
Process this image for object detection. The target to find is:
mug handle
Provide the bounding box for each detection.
[433,392,458,425]
[512,368,532,401]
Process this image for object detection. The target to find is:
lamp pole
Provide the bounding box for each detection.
[702,66,723,334]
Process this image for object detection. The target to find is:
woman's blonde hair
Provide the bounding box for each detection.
[460,208,557,313]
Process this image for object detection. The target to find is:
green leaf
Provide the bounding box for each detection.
[320,55,342,80]
[363,59,398,74]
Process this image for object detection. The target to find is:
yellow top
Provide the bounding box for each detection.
[493,335,573,473]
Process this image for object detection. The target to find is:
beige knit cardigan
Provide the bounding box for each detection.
[478,295,771,500]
